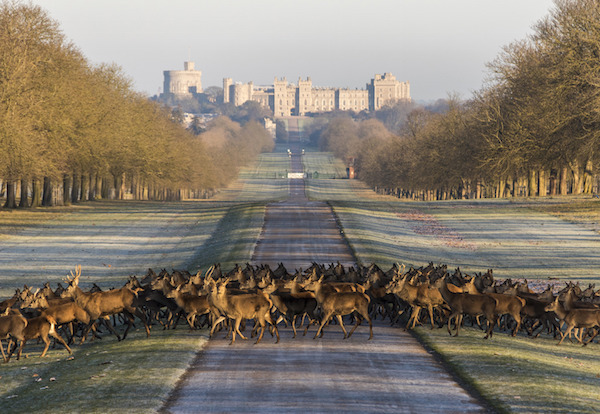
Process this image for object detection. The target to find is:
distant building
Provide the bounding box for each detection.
[163,62,203,97]
[224,74,410,116]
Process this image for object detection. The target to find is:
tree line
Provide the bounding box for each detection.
[0,3,273,209]
[310,0,599,200]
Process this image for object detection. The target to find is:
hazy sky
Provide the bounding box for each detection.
[31,0,556,102]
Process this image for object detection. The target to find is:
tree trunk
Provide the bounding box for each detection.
[497,180,506,199]
[538,170,547,196]
[88,173,95,201]
[583,159,594,194]
[71,173,80,203]
[559,166,568,195]
[63,174,72,206]
[42,177,54,206]
[95,175,103,200]
[19,179,29,208]
[4,181,17,209]
[80,174,89,202]
[31,179,42,207]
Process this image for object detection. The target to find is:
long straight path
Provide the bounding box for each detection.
[162,119,487,413]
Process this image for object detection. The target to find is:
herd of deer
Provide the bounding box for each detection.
[1,261,600,362]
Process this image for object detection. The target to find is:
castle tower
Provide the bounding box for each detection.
[367,73,410,111]
[273,77,290,117]
[163,61,203,97]
[296,77,312,116]
[223,78,233,103]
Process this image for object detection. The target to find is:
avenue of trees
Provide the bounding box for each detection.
[0,3,273,208]
[313,0,599,200]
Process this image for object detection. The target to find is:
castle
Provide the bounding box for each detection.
[163,62,203,96]
[161,62,410,115]
[224,73,410,116]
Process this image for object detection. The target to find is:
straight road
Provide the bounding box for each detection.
[162,118,487,413]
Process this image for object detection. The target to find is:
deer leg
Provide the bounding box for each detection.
[254,319,267,344]
[454,314,463,337]
[291,314,298,338]
[230,318,243,345]
[335,315,348,338]
[511,314,522,337]
[186,312,196,330]
[268,314,280,343]
[49,329,72,355]
[0,339,7,363]
[557,325,571,345]
[347,314,362,338]
[427,305,435,329]
[235,319,248,341]
[314,311,332,339]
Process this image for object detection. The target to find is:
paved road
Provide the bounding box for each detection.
[162,119,487,413]
[163,323,484,413]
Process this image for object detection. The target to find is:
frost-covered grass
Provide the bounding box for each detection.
[0,328,207,414]
[414,326,600,414]
[302,152,347,179]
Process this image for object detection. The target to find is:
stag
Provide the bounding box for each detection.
[62,266,150,342]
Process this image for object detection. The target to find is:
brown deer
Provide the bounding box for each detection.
[62,265,150,342]
[544,296,600,345]
[461,277,525,336]
[438,278,497,338]
[0,312,28,362]
[385,275,445,330]
[207,279,279,345]
[30,294,93,344]
[303,276,373,340]
[269,279,318,338]
[9,315,72,361]
[164,283,210,330]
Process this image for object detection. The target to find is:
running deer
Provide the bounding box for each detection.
[207,278,279,345]
[544,296,600,345]
[164,283,210,330]
[62,265,150,342]
[9,315,72,361]
[385,274,445,330]
[0,312,28,362]
[461,277,525,336]
[303,276,373,340]
[30,294,92,344]
[269,278,318,338]
[438,278,497,339]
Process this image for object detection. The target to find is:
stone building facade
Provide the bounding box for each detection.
[223,73,410,116]
[163,62,203,97]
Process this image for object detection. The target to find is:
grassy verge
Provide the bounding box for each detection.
[0,328,207,414]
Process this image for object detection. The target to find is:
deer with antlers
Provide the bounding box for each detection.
[62,265,150,342]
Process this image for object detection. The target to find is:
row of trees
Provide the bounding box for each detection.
[313,0,599,200]
[0,3,273,208]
